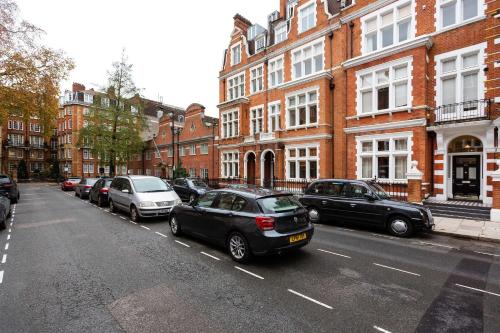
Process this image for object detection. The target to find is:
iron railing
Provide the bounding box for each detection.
[433,99,491,124]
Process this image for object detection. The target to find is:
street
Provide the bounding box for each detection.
[0,183,499,333]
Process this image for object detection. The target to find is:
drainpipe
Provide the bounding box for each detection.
[329,32,334,178]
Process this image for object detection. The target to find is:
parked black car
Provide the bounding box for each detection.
[299,179,434,237]
[0,192,11,230]
[169,188,314,263]
[89,178,113,207]
[75,178,99,199]
[0,175,19,203]
[173,178,210,202]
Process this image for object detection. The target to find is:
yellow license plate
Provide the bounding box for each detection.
[289,233,307,243]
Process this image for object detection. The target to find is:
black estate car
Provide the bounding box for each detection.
[89,178,113,207]
[299,179,434,237]
[173,178,210,202]
[169,188,314,263]
[0,174,19,203]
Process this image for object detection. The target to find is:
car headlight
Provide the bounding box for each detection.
[139,201,156,208]
[174,198,182,205]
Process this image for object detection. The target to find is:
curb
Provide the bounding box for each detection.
[433,230,500,244]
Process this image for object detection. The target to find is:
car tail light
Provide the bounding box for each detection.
[84,185,92,189]
[100,188,109,193]
[255,216,275,231]
[2,183,12,188]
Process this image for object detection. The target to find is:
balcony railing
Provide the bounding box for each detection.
[433,99,491,124]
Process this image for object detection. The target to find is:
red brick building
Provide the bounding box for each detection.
[218,0,499,203]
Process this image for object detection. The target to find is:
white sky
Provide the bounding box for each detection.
[16,0,279,116]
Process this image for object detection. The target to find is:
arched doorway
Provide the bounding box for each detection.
[448,135,483,199]
[246,152,256,185]
[261,150,275,188]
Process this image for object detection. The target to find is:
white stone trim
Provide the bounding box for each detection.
[344,118,426,134]
[491,209,500,222]
[217,133,332,149]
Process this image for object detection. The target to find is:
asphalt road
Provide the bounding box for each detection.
[0,183,499,333]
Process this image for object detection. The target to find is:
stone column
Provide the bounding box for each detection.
[491,161,500,222]
[407,161,424,203]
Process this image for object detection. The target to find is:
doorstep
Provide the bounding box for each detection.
[432,216,500,243]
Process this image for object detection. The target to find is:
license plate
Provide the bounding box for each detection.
[289,233,307,244]
[159,209,170,214]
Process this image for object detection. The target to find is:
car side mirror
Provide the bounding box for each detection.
[122,189,130,194]
[364,193,376,201]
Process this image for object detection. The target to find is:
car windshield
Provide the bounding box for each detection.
[258,195,302,214]
[69,178,80,182]
[87,179,98,185]
[104,180,113,187]
[369,183,391,200]
[0,176,11,184]
[188,179,207,188]
[132,178,172,193]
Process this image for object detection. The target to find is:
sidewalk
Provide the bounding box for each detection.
[433,216,500,243]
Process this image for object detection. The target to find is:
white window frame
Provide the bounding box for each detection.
[200,143,209,155]
[435,43,486,107]
[249,105,264,135]
[361,0,415,54]
[285,144,320,180]
[356,56,413,115]
[221,109,239,139]
[190,144,196,155]
[250,64,264,94]
[231,43,242,66]
[291,37,324,80]
[221,151,240,178]
[255,35,266,53]
[268,55,284,88]
[298,0,317,34]
[274,22,288,44]
[227,72,245,101]
[268,101,281,133]
[285,87,320,129]
[436,0,484,31]
[356,132,413,182]
[200,168,209,179]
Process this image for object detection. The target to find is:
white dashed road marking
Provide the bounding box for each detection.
[140,226,151,231]
[129,221,138,225]
[120,216,126,220]
[175,240,190,248]
[6,235,10,240]
[317,249,351,259]
[455,284,500,297]
[4,243,8,250]
[373,263,420,277]
[0,271,3,284]
[474,251,500,257]
[419,241,456,250]
[1,254,6,264]
[373,326,392,333]
[287,289,332,310]
[201,252,220,261]
[155,232,168,238]
[235,266,264,280]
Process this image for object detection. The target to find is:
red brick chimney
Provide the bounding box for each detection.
[72,82,85,92]
[233,14,252,33]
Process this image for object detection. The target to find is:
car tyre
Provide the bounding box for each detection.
[130,205,140,222]
[227,232,252,263]
[169,215,182,236]
[307,207,321,224]
[109,200,117,213]
[387,215,414,237]
[97,195,105,207]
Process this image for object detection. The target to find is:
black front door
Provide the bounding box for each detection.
[452,156,480,198]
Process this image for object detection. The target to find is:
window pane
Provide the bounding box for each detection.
[398,20,410,42]
[299,107,307,125]
[462,0,477,20]
[366,18,377,32]
[362,157,373,178]
[362,91,373,113]
[378,140,390,151]
[381,12,393,25]
[442,59,456,73]
[289,108,296,126]
[377,156,390,178]
[362,141,373,152]
[377,87,389,110]
[299,161,306,179]
[394,65,407,79]
[309,161,318,179]
[309,105,318,123]
[361,74,372,88]
[463,53,478,68]
[463,73,478,102]
[309,148,317,156]
[394,138,408,150]
[304,58,312,75]
[314,55,323,72]
[309,92,317,102]
[382,25,394,47]
[442,2,456,27]
[442,77,456,105]
[289,149,296,157]
[394,83,408,107]
[366,33,377,52]
[299,149,306,157]
[398,4,411,18]
[377,69,389,84]
[395,156,408,179]
[287,161,295,178]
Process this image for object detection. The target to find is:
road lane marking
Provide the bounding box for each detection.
[120,216,127,220]
[9,223,12,227]
[287,289,332,309]
[155,231,168,238]
[175,240,190,248]
[201,252,220,261]
[373,263,420,277]
[373,326,392,333]
[4,243,8,250]
[8,229,11,233]
[1,254,6,264]
[317,249,351,259]
[6,235,10,240]
[111,213,117,216]
[474,251,500,257]
[455,284,500,297]
[0,271,3,284]
[140,225,151,231]
[129,220,138,225]
[419,241,456,250]
[371,233,396,240]
[235,266,264,280]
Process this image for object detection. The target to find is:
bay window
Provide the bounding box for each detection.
[268,56,284,88]
[222,151,239,178]
[357,58,411,114]
[286,88,319,128]
[292,39,324,80]
[286,146,319,180]
[361,0,414,54]
[357,134,412,181]
[227,72,245,101]
[221,109,239,138]
[250,65,264,94]
[250,106,263,135]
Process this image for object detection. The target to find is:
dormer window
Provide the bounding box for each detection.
[255,35,266,52]
[275,23,288,44]
[84,93,93,104]
[231,44,241,66]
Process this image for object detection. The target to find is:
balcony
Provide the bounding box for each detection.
[433,99,491,124]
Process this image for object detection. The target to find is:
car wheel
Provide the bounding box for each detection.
[170,215,181,236]
[109,200,117,213]
[130,205,140,222]
[189,194,196,203]
[97,195,104,207]
[307,207,321,224]
[387,216,414,237]
[0,218,5,231]
[227,232,251,263]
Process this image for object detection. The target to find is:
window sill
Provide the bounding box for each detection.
[285,124,320,131]
[347,107,412,120]
[434,16,486,35]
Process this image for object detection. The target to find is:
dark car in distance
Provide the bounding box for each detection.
[0,175,19,203]
[89,178,113,206]
[75,178,99,199]
[169,188,314,263]
[173,178,211,202]
[299,179,434,237]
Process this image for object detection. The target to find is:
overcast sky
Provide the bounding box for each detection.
[16,0,279,116]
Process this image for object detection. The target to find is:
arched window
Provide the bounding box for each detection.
[448,135,483,153]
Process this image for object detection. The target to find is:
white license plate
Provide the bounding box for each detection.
[159,209,170,214]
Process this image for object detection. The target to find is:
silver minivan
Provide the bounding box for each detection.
[108,176,181,221]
